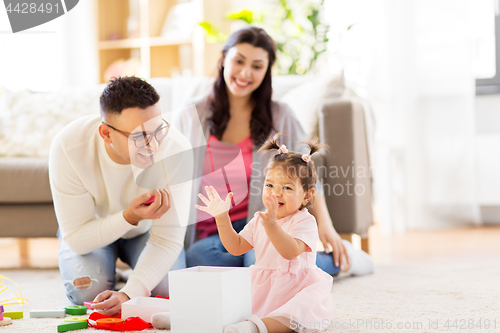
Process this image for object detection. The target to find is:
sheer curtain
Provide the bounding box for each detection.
[0,0,97,91]
[327,0,480,233]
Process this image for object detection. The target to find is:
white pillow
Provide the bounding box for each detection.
[279,73,344,138]
[272,75,311,100]
[0,86,103,157]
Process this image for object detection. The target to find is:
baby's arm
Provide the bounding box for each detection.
[215,213,253,256]
[195,186,253,256]
[259,194,308,260]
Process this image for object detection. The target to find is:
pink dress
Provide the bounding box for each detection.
[239,208,333,332]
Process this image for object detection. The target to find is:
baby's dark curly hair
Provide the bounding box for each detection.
[99,76,160,118]
[259,133,328,207]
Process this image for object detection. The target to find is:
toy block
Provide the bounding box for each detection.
[65,317,88,322]
[83,302,93,310]
[57,321,88,332]
[0,313,3,320]
[122,297,170,322]
[65,305,87,315]
[30,309,66,318]
[96,318,124,326]
[169,266,252,333]
[0,305,4,312]
[0,317,12,326]
[2,311,23,319]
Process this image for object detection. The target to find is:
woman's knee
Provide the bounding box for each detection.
[185,237,223,267]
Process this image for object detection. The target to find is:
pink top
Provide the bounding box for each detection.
[196,134,253,239]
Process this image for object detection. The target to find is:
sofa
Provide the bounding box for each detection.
[0,74,374,258]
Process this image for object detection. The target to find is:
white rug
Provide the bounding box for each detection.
[0,264,498,332]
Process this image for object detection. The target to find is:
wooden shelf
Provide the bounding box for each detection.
[149,36,191,47]
[94,0,232,83]
[98,38,143,50]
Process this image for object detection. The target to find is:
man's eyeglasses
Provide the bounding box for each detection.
[102,119,170,148]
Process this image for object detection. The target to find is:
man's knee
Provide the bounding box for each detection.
[74,277,92,289]
[64,276,113,304]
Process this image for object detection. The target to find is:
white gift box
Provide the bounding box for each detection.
[121,297,170,322]
[169,266,252,333]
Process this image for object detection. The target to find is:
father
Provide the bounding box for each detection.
[49,76,190,315]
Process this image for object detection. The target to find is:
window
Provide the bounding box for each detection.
[475,0,500,94]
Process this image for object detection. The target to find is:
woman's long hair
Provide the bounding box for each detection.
[207,26,277,146]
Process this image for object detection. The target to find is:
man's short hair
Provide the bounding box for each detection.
[100,76,160,118]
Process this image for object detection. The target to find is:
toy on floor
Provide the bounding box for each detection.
[96,318,124,326]
[57,320,88,332]
[0,317,12,326]
[0,274,28,306]
[151,312,170,329]
[0,305,12,326]
[88,312,152,331]
[2,311,23,319]
[65,305,87,315]
[65,317,88,322]
[169,266,251,333]
[121,296,169,323]
[30,309,66,318]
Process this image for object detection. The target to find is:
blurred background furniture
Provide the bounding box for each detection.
[0,74,374,266]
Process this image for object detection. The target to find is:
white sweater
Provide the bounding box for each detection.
[49,115,190,299]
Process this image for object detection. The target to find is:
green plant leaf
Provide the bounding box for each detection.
[198,21,227,43]
[226,9,254,24]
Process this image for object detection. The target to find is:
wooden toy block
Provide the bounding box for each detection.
[2,311,23,319]
[0,317,12,326]
[0,305,4,312]
[65,305,87,315]
[0,313,3,320]
[96,318,124,325]
[30,309,66,318]
[65,317,88,322]
[57,321,88,332]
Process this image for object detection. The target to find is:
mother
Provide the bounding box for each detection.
[174,26,349,274]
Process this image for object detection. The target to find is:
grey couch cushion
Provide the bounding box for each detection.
[0,157,52,203]
[0,204,57,237]
[319,99,373,237]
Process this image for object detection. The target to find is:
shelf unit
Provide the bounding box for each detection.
[94,0,231,83]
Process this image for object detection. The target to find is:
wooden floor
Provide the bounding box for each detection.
[1,225,500,268]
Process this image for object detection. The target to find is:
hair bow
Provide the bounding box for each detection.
[278,145,289,154]
[302,154,311,163]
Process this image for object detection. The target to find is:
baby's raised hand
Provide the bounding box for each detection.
[258,193,278,227]
[195,186,233,218]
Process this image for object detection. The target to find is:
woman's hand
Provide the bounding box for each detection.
[318,221,350,269]
[91,290,130,316]
[195,186,233,218]
[258,193,278,228]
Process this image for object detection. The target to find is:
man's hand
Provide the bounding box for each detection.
[258,193,278,228]
[91,290,130,316]
[123,189,170,225]
[195,186,232,219]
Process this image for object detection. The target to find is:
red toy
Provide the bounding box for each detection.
[143,195,155,205]
[88,312,152,331]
